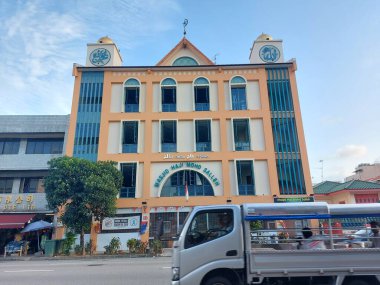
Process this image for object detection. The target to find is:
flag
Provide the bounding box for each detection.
[185,183,189,201]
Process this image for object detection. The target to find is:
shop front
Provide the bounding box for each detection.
[0,193,53,254]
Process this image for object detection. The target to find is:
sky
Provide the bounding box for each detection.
[0,0,379,184]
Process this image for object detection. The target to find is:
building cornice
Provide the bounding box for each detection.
[74,62,295,73]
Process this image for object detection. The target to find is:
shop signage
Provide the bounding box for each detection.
[163,153,208,160]
[274,197,315,203]
[0,194,48,212]
[102,215,140,230]
[154,162,220,187]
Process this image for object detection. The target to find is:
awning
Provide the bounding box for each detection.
[0,214,35,229]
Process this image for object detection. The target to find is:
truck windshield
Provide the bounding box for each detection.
[185,209,233,249]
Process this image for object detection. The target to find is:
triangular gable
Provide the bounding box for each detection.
[156,37,214,66]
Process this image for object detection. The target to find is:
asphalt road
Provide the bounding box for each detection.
[0,257,172,285]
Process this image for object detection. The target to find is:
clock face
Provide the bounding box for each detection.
[259,45,280,63]
[89,48,111,66]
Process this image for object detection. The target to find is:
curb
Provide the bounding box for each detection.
[1,254,172,262]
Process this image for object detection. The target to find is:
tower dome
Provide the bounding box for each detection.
[98,36,113,44]
[256,33,273,41]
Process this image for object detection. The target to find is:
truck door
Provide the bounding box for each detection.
[180,208,242,279]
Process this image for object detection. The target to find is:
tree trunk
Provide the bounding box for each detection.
[81,229,85,256]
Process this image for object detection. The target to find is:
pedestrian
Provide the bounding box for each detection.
[299,227,326,250]
[370,221,380,248]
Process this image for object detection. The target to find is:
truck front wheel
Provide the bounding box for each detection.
[204,276,232,285]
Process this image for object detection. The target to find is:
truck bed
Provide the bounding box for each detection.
[249,248,380,277]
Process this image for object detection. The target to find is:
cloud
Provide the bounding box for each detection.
[336,144,367,159]
[0,0,181,115]
[0,1,85,114]
[320,115,343,126]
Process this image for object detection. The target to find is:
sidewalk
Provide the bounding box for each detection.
[1,248,173,262]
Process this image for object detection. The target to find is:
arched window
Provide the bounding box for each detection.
[194,77,210,111]
[124,78,140,112]
[160,170,214,197]
[161,78,176,112]
[230,76,247,110]
[172,56,199,66]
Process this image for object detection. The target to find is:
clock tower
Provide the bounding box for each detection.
[249,33,284,64]
[86,36,123,67]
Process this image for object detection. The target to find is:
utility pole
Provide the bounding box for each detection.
[319,160,324,182]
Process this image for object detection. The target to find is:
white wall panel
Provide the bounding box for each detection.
[140,83,146,112]
[177,121,193,152]
[224,82,231,110]
[153,83,160,112]
[135,163,144,198]
[177,83,192,112]
[254,160,270,196]
[209,82,218,111]
[229,161,238,196]
[138,122,144,153]
[251,119,265,151]
[226,119,233,151]
[111,84,123,113]
[108,122,121,154]
[95,233,140,252]
[247,81,261,110]
[152,121,159,153]
[211,120,221,152]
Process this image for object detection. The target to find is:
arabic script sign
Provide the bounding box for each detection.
[89,48,111,66]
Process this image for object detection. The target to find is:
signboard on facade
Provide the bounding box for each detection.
[0,194,49,212]
[102,215,140,230]
[163,153,208,160]
[154,162,220,187]
[274,197,314,203]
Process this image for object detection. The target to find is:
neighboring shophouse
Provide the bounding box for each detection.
[314,180,380,228]
[65,34,313,250]
[345,163,380,183]
[0,115,69,252]
[314,180,380,204]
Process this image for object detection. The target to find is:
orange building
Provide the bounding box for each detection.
[66,34,312,251]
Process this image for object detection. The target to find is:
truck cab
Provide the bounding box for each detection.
[172,202,380,285]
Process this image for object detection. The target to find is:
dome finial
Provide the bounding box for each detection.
[257,33,273,41]
[98,36,113,44]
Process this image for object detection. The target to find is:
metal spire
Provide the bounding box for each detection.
[183,19,188,37]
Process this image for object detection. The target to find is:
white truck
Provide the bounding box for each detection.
[171,202,380,285]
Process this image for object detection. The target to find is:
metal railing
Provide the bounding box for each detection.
[122,144,138,153]
[250,225,379,251]
[161,143,177,152]
[119,187,136,198]
[195,103,210,111]
[162,104,176,112]
[125,104,139,112]
[235,141,250,151]
[196,142,211,152]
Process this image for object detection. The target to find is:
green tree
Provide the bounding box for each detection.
[44,156,123,255]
